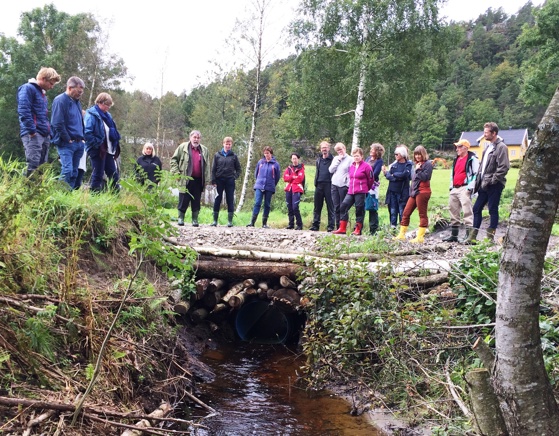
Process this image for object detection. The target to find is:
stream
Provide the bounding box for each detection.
[192,341,382,435]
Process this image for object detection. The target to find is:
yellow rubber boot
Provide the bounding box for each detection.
[393,226,408,241]
[411,227,427,243]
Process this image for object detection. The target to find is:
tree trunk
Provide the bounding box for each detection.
[465,369,507,436]
[351,48,367,151]
[493,87,559,434]
[195,255,299,280]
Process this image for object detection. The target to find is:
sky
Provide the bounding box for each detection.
[0,0,544,96]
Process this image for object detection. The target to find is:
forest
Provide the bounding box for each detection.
[0,1,557,175]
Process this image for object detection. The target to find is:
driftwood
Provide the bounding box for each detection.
[121,401,172,436]
[465,369,507,436]
[196,256,299,280]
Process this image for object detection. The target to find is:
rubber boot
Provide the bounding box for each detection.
[177,211,185,226]
[286,213,294,229]
[411,227,427,243]
[442,226,459,242]
[227,212,234,227]
[393,225,408,241]
[352,222,363,236]
[262,216,270,229]
[332,220,348,235]
[192,210,199,227]
[247,214,258,227]
[463,228,479,245]
[485,228,496,242]
[459,227,472,243]
[211,211,219,226]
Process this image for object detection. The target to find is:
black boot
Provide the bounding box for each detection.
[227,212,234,227]
[442,226,459,242]
[247,214,258,227]
[192,210,199,227]
[262,216,270,229]
[177,211,185,226]
[286,213,294,229]
[211,211,219,226]
[459,227,471,243]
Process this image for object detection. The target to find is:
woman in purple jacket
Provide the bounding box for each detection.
[247,146,281,228]
[332,147,374,236]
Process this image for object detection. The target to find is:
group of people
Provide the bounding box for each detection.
[18,68,510,242]
[17,67,162,192]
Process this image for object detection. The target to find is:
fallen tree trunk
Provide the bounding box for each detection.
[121,401,172,436]
[196,256,299,280]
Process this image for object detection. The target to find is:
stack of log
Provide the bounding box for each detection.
[168,275,304,325]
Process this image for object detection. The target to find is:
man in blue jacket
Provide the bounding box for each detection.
[50,76,85,189]
[17,67,61,176]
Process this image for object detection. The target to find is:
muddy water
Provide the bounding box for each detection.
[195,342,382,435]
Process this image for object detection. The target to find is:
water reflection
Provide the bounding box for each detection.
[195,342,381,435]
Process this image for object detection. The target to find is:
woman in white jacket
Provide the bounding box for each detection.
[329,142,352,231]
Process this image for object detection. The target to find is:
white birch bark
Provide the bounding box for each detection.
[494,87,559,435]
[351,52,367,151]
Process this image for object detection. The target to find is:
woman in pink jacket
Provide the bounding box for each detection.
[332,147,374,235]
[283,153,305,230]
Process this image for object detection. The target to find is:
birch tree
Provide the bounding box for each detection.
[291,0,445,149]
[493,86,559,434]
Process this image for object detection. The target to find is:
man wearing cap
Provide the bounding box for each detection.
[466,122,510,244]
[442,139,479,242]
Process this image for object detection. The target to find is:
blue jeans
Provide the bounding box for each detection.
[89,148,119,192]
[57,141,84,188]
[253,189,274,217]
[386,191,408,227]
[473,183,505,229]
[214,177,236,213]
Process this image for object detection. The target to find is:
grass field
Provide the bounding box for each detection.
[171,165,521,233]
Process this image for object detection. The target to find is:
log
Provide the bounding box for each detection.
[208,278,226,293]
[210,303,229,314]
[222,282,246,303]
[203,288,227,308]
[465,369,507,436]
[173,301,191,315]
[196,256,299,280]
[121,401,172,436]
[229,290,248,309]
[280,275,297,289]
[195,278,210,300]
[257,281,269,292]
[245,287,257,296]
[168,287,183,305]
[243,278,256,288]
[190,308,208,323]
[271,288,301,306]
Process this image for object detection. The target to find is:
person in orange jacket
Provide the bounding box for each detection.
[283,152,305,230]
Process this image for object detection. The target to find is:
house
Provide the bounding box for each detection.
[458,129,529,161]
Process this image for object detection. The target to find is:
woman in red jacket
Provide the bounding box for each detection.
[283,153,305,230]
[332,147,374,235]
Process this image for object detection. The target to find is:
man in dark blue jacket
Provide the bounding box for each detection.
[51,77,85,188]
[17,67,61,176]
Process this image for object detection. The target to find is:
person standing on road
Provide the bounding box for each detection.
[394,146,433,243]
[283,152,305,230]
[210,136,241,227]
[310,141,335,231]
[382,146,413,230]
[329,142,351,231]
[50,76,86,189]
[17,67,61,177]
[170,130,211,227]
[247,146,281,228]
[466,122,510,244]
[332,147,374,236]
[442,139,479,243]
[365,143,385,235]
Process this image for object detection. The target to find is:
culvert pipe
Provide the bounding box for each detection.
[235,300,297,344]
